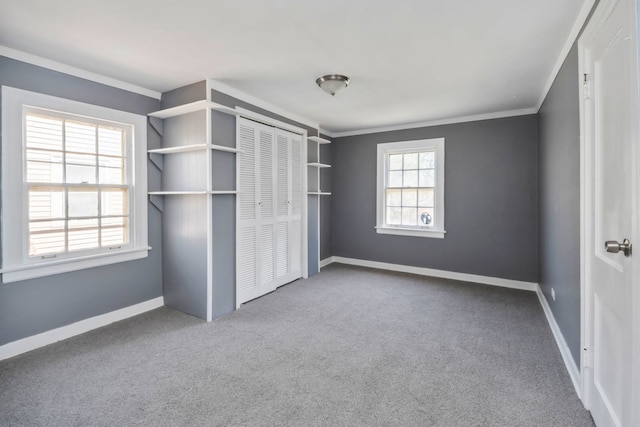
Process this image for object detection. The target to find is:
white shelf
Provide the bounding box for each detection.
[149,100,240,119]
[148,144,208,154]
[210,144,240,153]
[308,136,331,144]
[307,191,331,196]
[149,190,237,195]
[148,144,239,154]
[307,162,331,168]
[149,191,209,195]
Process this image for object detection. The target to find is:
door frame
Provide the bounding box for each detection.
[578,0,640,421]
[234,108,309,309]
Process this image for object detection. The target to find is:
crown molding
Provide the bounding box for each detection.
[327,107,538,138]
[0,45,161,100]
[207,79,321,131]
[535,0,597,110]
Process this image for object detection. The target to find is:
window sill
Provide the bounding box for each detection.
[375,226,446,239]
[1,247,151,284]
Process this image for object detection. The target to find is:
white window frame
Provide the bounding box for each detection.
[1,86,149,283]
[376,138,446,239]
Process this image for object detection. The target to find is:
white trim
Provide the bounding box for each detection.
[0,45,161,100]
[375,226,445,239]
[328,108,537,138]
[208,79,320,131]
[332,256,538,291]
[319,256,335,268]
[235,106,307,136]
[536,0,598,111]
[0,297,164,361]
[536,285,583,398]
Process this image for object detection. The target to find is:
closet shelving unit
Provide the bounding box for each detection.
[307,134,331,274]
[147,99,241,321]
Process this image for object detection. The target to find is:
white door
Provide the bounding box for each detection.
[580,0,639,425]
[237,118,304,305]
[237,118,277,303]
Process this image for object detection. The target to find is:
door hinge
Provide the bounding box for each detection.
[583,74,590,100]
[583,347,590,368]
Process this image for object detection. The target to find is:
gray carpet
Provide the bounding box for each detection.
[0,263,594,426]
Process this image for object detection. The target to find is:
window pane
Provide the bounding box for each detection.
[418,188,434,207]
[419,169,435,187]
[99,156,124,184]
[419,151,435,169]
[386,189,401,207]
[66,153,97,184]
[29,229,65,256]
[401,207,417,225]
[387,207,402,225]
[65,121,96,154]
[26,114,63,151]
[403,153,419,169]
[98,127,124,157]
[403,170,418,187]
[101,217,128,247]
[388,154,403,170]
[68,218,99,251]
[27,150,64,183]
[29,188,65,220]
[402,189,417,207]
[68,189,98,217]
[419,208,435,225]
[29,220,66,256]
[388,171,403,187]
[102,189,128,216]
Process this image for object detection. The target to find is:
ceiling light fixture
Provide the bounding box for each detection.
[316,74,350,96]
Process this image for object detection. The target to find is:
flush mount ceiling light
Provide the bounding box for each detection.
[316,74,350,96]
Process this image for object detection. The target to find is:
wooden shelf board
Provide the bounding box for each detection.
[307,162,331,168]
[148,191,209,195]
[148,144,208,154]
[307,192,332,196]
[210,144,240,153]
[308,136,331,144]
[149,101,240,119]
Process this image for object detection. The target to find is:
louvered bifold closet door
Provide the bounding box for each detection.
[289,132,302,277]
[237,119,259,304]
[275,132,290,279]
[258,126,276,291]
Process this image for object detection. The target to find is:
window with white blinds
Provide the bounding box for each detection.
[376,138,446,239]
[1,86,149,283]
[26,111,129,256]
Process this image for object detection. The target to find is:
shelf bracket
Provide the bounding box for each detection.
[148,194,164,212]
[148,152,164,171]
[148,116,163,137]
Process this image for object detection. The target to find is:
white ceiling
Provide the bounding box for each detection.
[0,0,588,135]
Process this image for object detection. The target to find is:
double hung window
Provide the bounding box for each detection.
[1,86,148,283]
[376,138,445,238]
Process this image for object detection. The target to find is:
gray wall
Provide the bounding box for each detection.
[332,115,539,282]
[538,1,599,368]
[0,56,163,346]
[538,44,582,365]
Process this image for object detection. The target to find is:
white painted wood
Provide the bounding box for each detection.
[0,297,164,361]
[332,256,539,292]
[537,285,582,398]
[148,144,209,154]
[149,100,239,119]
[307,192,332,196]
[306,163,331,168]
[307,136,330,144]
[236,118,304,305]
[579,0,639,424]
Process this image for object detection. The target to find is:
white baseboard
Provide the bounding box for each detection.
[536,286,582,398]
[319,256,335,268]
[330,256,538,291]
[0,296,164,361]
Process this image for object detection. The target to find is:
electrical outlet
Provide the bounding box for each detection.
[551,288,556,301]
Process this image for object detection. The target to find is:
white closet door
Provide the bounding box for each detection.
[237,118,276,303]
[237,119,304,304]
